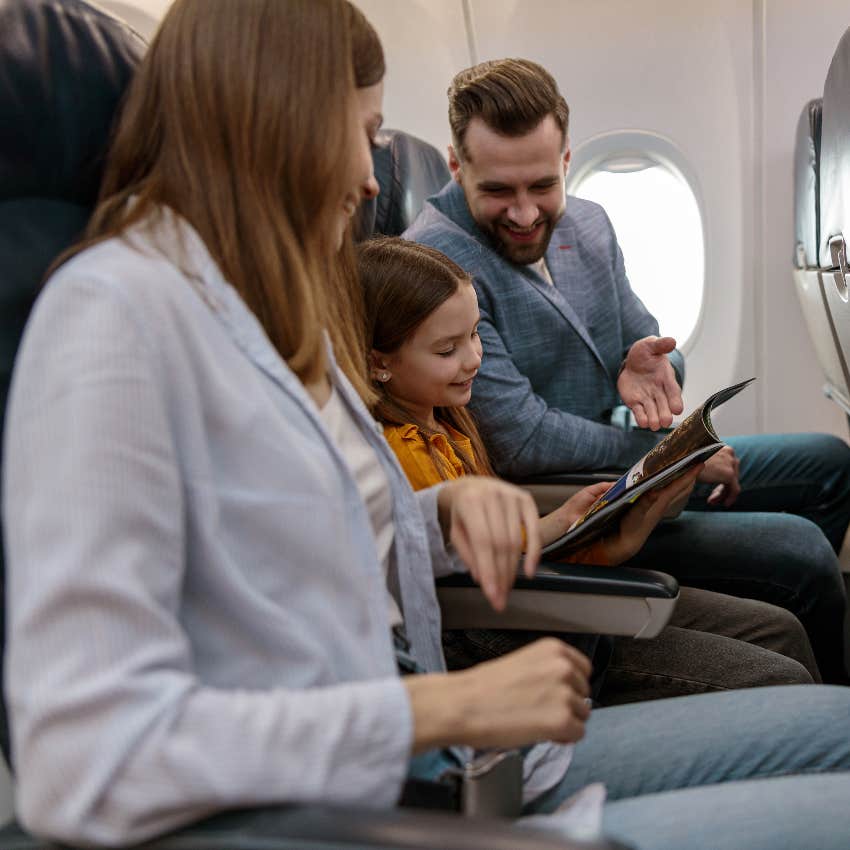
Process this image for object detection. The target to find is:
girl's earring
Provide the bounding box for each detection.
[379,372,390,382]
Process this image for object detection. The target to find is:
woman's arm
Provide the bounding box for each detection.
[404,638,591,752]
[435,476,541,611]
[4,276,413,846]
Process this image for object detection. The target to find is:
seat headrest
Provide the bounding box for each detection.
[0,0,146,206]
[358,128,450,238]
[793,99,822,269]
[819,25,850,268]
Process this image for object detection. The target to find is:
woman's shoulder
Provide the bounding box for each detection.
[51,215,198,294]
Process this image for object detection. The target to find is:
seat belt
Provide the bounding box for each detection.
[392,626,523,817]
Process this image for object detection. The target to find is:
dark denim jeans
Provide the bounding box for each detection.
[628,432,850,682]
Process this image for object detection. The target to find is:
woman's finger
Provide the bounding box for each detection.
[520,492,542,578]
[483,491,516,610]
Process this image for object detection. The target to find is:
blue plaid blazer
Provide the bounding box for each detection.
[404,181,684,476]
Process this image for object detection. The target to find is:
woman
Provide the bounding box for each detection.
[4,2,850,849]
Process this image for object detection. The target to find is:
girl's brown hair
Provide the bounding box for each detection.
[358,236,494,480]
[79,0,383,398]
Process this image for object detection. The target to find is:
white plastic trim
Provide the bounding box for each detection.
[567,130,707,356]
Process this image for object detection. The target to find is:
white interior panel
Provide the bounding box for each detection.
[470,0,756,435]
[762,0,850,436]
[352,1,471,154]
[70,0,850,442]
[92,0,170,38]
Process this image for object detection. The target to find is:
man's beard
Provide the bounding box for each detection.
[481,215,558,265]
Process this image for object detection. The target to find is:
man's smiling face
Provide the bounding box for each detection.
[449,114,570,265]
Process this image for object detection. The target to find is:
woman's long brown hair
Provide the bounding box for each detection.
[358,236,494,480]
[75,0,382,398]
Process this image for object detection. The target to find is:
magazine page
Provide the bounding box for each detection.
[541,443,724,558]
[541,378,755,558]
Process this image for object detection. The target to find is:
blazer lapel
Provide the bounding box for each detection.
[530,217,607,372]
[434,183,608,372]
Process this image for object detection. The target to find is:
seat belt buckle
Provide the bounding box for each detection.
[459,749,523,818]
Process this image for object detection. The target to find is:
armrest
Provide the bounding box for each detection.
[0,806,633,850]
[437,563,679,639]
[509,471,622,515]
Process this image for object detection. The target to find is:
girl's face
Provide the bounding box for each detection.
[335,80,383,248]
[376,282,483,426]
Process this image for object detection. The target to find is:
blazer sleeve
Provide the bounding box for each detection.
[470,302,663,477]
[3,277,412,846]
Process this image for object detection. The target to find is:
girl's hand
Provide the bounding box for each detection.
[546,467,701,562]
[540,481,615,547]
[405,638,592,753]
[436,476,541,611]
[602,464,702,564]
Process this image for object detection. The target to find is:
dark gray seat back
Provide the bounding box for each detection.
[0,0,144,766]
[357,128,450,238]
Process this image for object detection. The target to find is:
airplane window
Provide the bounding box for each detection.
[570,156,705,349]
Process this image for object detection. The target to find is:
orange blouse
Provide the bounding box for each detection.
[383,422,608,566]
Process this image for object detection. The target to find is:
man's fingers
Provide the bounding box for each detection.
[632,401,648,429]
[654,389,673,429]
[663,372,684,416]
[649,336,677,354]
[707,484,726,505]
[723,478,741,507]
[642,397,661,431]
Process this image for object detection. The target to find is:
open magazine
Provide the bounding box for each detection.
[542,378,756,559]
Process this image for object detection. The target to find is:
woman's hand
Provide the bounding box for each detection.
[436,476,541,612]
[404,638,592,753]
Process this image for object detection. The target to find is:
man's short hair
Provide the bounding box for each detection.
[448,58,569,160]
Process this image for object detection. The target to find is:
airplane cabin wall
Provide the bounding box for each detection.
[362,0,850,441]
[96,0,850,441]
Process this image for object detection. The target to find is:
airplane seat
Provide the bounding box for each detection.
[817,25,850,422]
[0,0,146,774]
[792,98,850,413]
[358,128,451,239]
[0,2,663,846]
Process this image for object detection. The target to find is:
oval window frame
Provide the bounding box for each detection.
[566,130,707,355]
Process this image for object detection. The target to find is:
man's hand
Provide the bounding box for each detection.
[617,336,684,430]
[436,477,541,612]
[697,445,741,507]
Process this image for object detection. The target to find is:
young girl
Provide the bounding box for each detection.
[358,234,821,697]
[360,234,688,566]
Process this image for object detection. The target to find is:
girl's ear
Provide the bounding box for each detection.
[369,349,391,383]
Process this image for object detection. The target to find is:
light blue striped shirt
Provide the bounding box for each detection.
[4,211,460,845]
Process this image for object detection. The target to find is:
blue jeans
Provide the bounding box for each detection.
[696,433,850,553]
[528,685,850,849]
[626,433,850,682]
